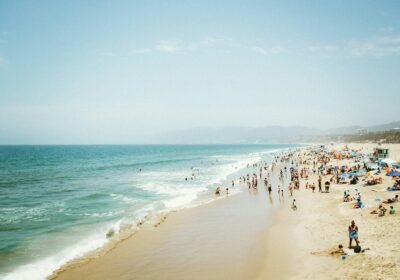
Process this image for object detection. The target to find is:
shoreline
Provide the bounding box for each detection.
[2,145,296,280]
[49,148,295,280]
[49,142,400,279]
[52,188,283,280]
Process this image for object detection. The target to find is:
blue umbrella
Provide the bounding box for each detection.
[386,171,400,177]
[392,163,400,169]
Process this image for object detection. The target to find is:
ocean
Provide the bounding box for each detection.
[0,144,298,280]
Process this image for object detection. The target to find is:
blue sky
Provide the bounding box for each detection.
[0,0,400,144]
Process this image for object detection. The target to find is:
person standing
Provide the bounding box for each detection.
[291,199,297,210]
[318,176,322,192]
[348,220,360,248]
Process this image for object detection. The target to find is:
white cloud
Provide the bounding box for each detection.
[128,48,152,55]
[155,40,181,53]
[306,33,400,58]
[154,36,239,54]
[347,34,400,57]
[252,46,284,55]
[308,44,339,53]
[198,36,238,47]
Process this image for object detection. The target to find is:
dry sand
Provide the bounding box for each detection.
[259,143,400,280]
[53,143,400,280]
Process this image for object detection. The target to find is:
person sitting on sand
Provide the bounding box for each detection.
[348,220,360,248]
[383,194,399,204]
[330,244,345,255]
[215,187,220,195]
[353,197,363,208]
[343,191,352,202]
[378,205,387,217]
[370,204,386,216]
[389,206,395,214]
[350,176,359,185]
[387,185,400,191]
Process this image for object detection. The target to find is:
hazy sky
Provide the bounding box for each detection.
[1,0,400,144]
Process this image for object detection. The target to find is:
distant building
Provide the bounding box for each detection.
[374,147,389,160]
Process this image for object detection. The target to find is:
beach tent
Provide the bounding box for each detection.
[366,163,379,170]
[386,170,400,177]
[363,158,372,164]
[380,158,396,167]
[392,163,400,169]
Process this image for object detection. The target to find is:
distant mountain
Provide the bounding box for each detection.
[325,121,400,135]
[145,121,400,144]
[324,125,362,135]
[149,126,321,144]
[367,121,400,132]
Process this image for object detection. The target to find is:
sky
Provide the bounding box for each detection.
[0,0,400,144]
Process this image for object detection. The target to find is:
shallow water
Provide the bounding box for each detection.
[0,144,297,279]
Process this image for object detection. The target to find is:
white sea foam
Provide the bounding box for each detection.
[1,146,290,280]
[2,223,118,280]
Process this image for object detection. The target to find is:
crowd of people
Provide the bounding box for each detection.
[214,144,400,258]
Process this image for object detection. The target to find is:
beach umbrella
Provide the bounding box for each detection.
[386,171,400,177]
[381,158,396,166]
[367,164,379,170]
[392,163,400,169]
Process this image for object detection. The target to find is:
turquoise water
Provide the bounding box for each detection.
[0,144,297,280]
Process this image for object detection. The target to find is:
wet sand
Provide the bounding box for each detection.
[53,184,285,280]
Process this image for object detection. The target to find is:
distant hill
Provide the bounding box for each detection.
[324,125,362,135]
[145,121,400,144]
[149,126,321,144]
[367,121,400,132]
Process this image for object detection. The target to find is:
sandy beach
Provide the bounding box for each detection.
[260,143,400,280]
[52,143,400,280]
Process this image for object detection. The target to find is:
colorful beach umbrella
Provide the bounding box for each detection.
[386,171,400,177]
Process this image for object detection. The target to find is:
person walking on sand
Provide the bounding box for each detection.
[289,183,293,197]
[268,184,272,195]
[291,199,297,210]
[318,176,322,192]
[348,220,359,248]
